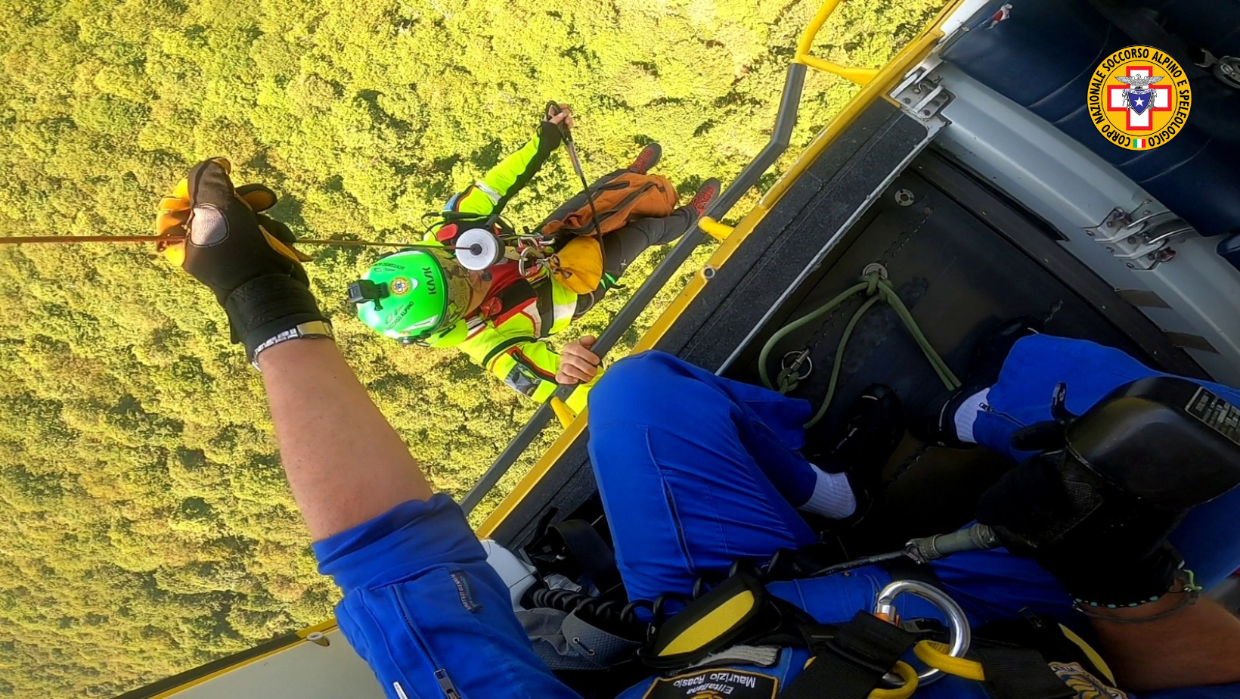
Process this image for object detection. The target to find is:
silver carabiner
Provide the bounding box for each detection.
[873,579,971,686]
[781,350,814,382]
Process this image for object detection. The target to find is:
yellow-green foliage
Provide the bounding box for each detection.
[0,0,942,695]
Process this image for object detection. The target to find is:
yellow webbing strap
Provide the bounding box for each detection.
[915,640,986,681]
[798,658,919,698]
[914,628,1116,686]
[872,661,919,699]
[1058,624,1116,685]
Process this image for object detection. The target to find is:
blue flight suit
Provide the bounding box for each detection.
[313,342,1240,698]
[972,334,1240,588]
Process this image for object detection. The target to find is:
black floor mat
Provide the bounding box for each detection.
[722,153,1187,553]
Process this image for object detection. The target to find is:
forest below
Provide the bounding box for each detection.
[0,0,942,695]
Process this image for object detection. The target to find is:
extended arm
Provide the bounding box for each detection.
[259,338,431,540]
[475,120,564,212]
[159,160,579,699]
[158,160,432,539]
[451,323,601,412]
[430,110,568,241]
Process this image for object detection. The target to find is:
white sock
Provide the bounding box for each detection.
[798,469,857,519]
[952,388,990,444]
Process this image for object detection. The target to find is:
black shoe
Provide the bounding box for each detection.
[687,178,720,218]
[912,316,1042,447]
[914,390,975,448]
[805,384,905,525]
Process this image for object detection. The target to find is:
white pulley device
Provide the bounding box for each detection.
[454,227,506,271]
[480,539,538,608]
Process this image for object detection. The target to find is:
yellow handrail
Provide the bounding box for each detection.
[794,0,882,85]
[549,396,577,428]
[698,216,734,241]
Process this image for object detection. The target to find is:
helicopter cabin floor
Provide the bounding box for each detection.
[488,98,1205,559]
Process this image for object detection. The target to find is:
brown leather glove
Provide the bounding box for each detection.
[156,159,327,361]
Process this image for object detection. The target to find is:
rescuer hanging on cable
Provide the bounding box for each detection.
[345,104,721,412]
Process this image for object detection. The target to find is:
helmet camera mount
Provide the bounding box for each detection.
[347,279,390,310]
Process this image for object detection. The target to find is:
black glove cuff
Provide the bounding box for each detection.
[538,120,565,150]
[224,274,327,357]
[1049,545,1181,608]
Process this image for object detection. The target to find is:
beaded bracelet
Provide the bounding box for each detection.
[1074,588,1200,624]
[1072,569,1204,624]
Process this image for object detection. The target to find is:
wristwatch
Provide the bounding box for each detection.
[250,320,335,369]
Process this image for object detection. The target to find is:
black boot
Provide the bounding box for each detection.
[912,316,1043,447]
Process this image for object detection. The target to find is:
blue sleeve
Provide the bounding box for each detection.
[313,494,579,699]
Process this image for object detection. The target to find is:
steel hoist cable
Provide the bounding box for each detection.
[759,271,961,428]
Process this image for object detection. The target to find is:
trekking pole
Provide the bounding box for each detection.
[545,101,605,239]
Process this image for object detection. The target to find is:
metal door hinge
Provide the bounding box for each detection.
[891,68,954,122]
[1085,204,1195,270]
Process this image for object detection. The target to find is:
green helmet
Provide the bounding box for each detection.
[349,247,473,341]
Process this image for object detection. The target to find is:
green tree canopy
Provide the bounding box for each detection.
[0,0,942,694]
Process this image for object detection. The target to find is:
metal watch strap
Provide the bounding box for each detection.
[250,320,335,370]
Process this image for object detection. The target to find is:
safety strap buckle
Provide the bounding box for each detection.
[799,625,903,679]
[781,612,918,699]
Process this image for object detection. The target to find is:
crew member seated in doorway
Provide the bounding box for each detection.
[155,162,1240,698]
[914,318,1240,591]
[586,349,1240,697]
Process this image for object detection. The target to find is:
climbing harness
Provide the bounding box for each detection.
[516,235,559,277]
[525,517,1118,697]
[527,521,1001,662]
[872,579,970,686]
[530,523,1002,636]
[425,208,562,279]
[759,265,961,428]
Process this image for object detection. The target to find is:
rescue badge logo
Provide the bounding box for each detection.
[1088,45,1191,151]
[390,277,414,296]
[643,669,777,699]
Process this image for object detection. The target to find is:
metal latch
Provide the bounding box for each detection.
[891,71,954,121]
[1084,204,1195,270]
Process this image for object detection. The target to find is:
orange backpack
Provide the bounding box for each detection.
[540,172,678,239]
[541,172,679,294]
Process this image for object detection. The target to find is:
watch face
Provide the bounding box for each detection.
[296,320,335,339]
[251,322,335,369]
